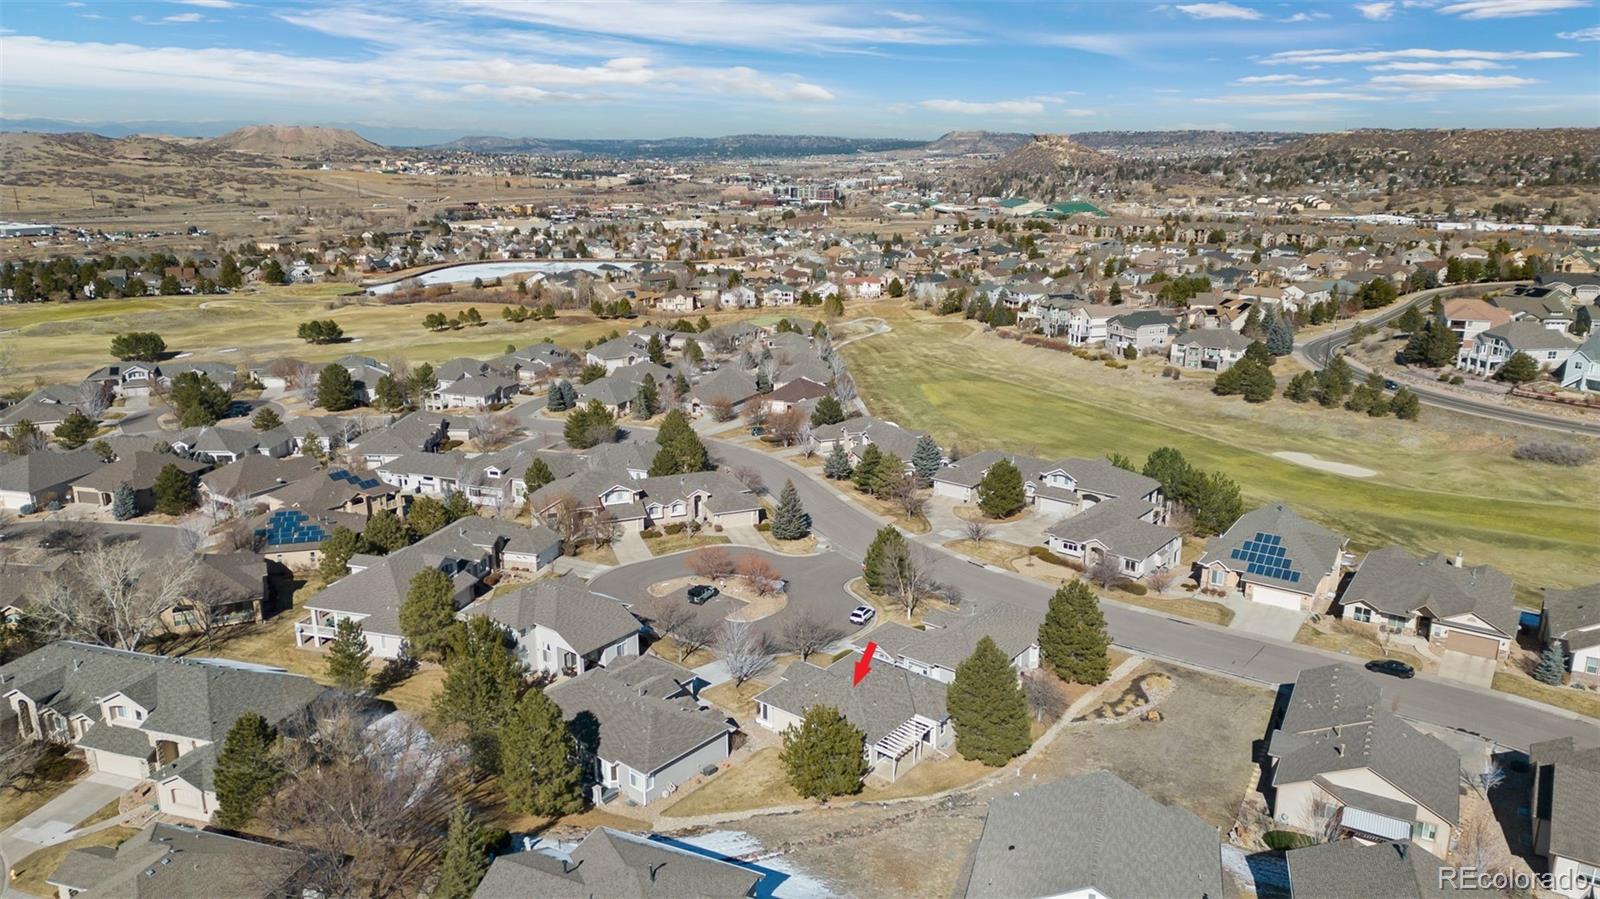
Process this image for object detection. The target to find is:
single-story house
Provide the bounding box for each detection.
[1043,496,1182,579]
[1335,547,1517,660]
[48,822,319,899]
[461,577,640,677]
[1528,736,1600,898]
[1285,839,1451,899]
[473,827,762,898]
[1540,583,1600,687]
[0,449,105,512]
[857,604,1043,685]
[69,452,209,513]
[1195,502,1347,612]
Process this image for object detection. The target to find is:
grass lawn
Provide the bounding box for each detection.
[942,538,1029,568]
[1294,620,1427,670]
[841,309,1598,595]
[643,532,730,556]
[8,825,141,898]
[700,679,769,719]
[572,542,620,567]
[74,798,123,829]
[1106,590,1236,627]
[759,531,819,555]
[1492,672,1600,720]
[0,750,87,830]
[647,636,715,668]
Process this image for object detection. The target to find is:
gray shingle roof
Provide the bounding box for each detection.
[48,822,313,899]
[1286,840,1452,899]
[1341,547,1516,636]
[864,605,1043,672]
[964,771,1223,898]
[752,653,948,744]
[1174,328,1254,350]
[1198,502,1346,594]
[463,577,639,657]
[546,655,731,775]
[1542,583,1600,640]
[0,449,104,495]
[1045,497,1177,559]
[473,828,761,898]
[1529,737,1600,867]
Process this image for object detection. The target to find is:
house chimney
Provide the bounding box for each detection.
[1453,551,1464,568]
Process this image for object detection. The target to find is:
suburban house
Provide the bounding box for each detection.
[1105,310,1176,357]
[1195,502,1348,612]
[295,518,532,659]
[68,452,209,513]
[754,653,951,783]
[461,577,641,677]
[811,416,929,469]
[857,604,1043,685]
[528,470,762,533]
[1043,496,1182,579]
[0,449,105,512]
[1456,321,1579,378]
[932,451,1163,521]
[1528,737,1600,898]
[0,384,93,435]
[1540,583,1600,686]
[0,642,324,822]
[546,655,731,807]
[585,336,650,374]
[1285,839,1451,899]
[47,822,318,899]
[1558,333,1600,393]
[473,828,763,898]
[164,552,288,634]
[1442,297,1513,355]
[1063,304,1119,346]
[1335,547,1517,661]
[1266,664,1460,860]
[350,411,449,466]
[1169,327,1254,372]
[199,454,321,510]
[427,372,519,410]
[962,772,1223,899]
[687,367,760,417]
[759,376,831,415]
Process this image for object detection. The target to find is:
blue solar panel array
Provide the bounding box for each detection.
[329,468,382,490]
[255,509,330,547]
[1230,532,1302,583]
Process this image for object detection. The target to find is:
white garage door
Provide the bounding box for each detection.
[89,748,148,780]
[1250,584,1304,611]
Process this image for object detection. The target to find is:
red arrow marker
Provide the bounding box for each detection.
[853,642,877,686]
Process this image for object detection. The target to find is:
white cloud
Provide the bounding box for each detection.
[1039,33,1136,58]
[162,12,203,22]
[1557,25,1600,39]
[1199,91,1384,105]
[1369,72,1541,88]
[884,10,924,22]
[1282,11,1332,21]
[176,0,236,6]
[1262,47,1577,63]
[1435,0,1587,17]
[1174,1,1264,19]
[919,98,1046,116]
[1355,2,1396,18]
[1366,59,1508,69]
[1234,73,1342,85]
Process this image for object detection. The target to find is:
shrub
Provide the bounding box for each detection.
[663,523,686,535]
[1029,546,1067,565]
[756,521,772,532]
[45,500,61,512]
[1512,441,1596,467]
[1120,582,1148,596]
[1264,831,1317,851]
[19,504,34,515]
[1449,375,1465,385]
[640,528,662,539]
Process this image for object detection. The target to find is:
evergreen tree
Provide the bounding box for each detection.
[251,407,283,431]
[300,432,326,465]
[408,495,452,537]
[524,458,555,495]
[433,803,491,899]
[1532,643,1567,685]
[1188,471,1244,537]
[153,463,197,515]
[948,637,1032,765]
[810,395,846,427]
[823,445,853,480]
[170,370,231,427]
[780,704,868,800]
[435,617,522,770]
[755,368,772,394]
[400,567,457,660]
[547,380,575,412]
[358,509,411,555]
[316,363,358,411]
[1141,447,1194,507]
[213,712,281,829]
[977,458,1025,518]
[873,453,905,497]
[373,374,407,411]
[910,435,942,487]
[318,525,359,581]
[862,525,907,595]
[1392,388,1422,420]
[563,399,618,449]
[851,444,883,495]
[1264,309,1295,356]
[770,480,811,540]
[646,333,667,366]
[1317,357,1354,407]
[1240,358,1277,402]
[110,483,138,520]
[1038,581,1111,685]
[684,338,704,365]
[1395,304,1425,334]
[1284,371,1318,403]
[53,410,96,449]
[325,617,372,691]
[634,374,660,419]
[1495,351,1539,384]
[499,688,585,817]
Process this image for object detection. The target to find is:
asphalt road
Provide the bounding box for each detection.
[1297,280,1600,437]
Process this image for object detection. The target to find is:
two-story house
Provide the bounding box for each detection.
[1195,502,1348,612]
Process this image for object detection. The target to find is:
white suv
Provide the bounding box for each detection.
[848,605,876,625]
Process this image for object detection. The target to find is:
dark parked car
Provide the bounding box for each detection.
[686,584,719,605]
[1365,658,1415,679]
[1383,379,1400,391]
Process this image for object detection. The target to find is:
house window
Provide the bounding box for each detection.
[110,706,133,721]
[628,770,645,790]
[1412,822,1437,842]
[1585,657,1599,675]
[1351,607,1371,623]
[1210,568,1226,586]
[1122,558,1138,573]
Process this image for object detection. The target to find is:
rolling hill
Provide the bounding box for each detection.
[205,124,385,158]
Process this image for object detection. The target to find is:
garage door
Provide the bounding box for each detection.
[88,748,149,780]
[1442,629,1500,659]
[1250,585,1303,611]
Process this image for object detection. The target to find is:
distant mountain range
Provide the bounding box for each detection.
[425,133,927,158]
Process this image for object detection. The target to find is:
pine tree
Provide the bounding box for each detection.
[53,410,96,449]
[300,432,326,464]
[435,617,522,771]
[400,568,458,660]
[1392,388,1422,420]
[358,509,411,555]
[810,395,846,427]
[524,458,554,495]
[823,445,853,480]
[873,453,904,497]
[862,525,906,594]
[318,525,359,581]
[408,495,451,537]
[780,704,868,800]
[1038,581,1111,685]
[634,374,660,419]
[1532,643,1567,685]
[1141,447,1193,506]
[948,637,1032,765]
[1284,371,1318,403]
[152,463,196,515]
[646,333,667,366]
[316,363,358,411]
[851,444,883,495]
[499,688,585,817]
[433,802,491,899]
[213,712,281,829]
[1188,471,1243,537]
[110,483,138,520]
[910,435,942,487]
[251,407,283,431]
[770,480,811,540]
[1495,351,1539,384]
[547,380,575,412]
[325,617,372,691]
[977,458,1025,519]
[1265,309,1295,356]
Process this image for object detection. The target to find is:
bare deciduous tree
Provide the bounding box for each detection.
[35,540,199,650]
[469,412,518,450]
[77,382,112,419]
[1087,553,1123,589]
[874,543,952,621]
[716,619,772,686]
[741,403,769,431]
[544,493,586,547]
[778,613,842,662]
[292,362,320,404]
[707,396,736,422]
[687,545,736,580]
[731,466,766,495]
[1020,670,1068,722]
[962,516,991,545]
[767,408,807,446]
[1145,566,1176,595]
[1456,809,1507,874]
[736,554,784,596]
[884,471,926,522]
[672,617,718,663]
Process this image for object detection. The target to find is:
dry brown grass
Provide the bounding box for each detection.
[759,530,819,555]
[1106,590,1236,627]
[643,531,730,556]
[1492,672,1600,720]
[1294,620,1427,670]
[0,750,87,830]
[700,679,770,720]
[942,538,1028,568]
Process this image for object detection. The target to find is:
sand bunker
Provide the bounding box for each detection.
[1271,451,1377,478]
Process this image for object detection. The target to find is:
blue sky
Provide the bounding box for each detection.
[1,0,1596,141]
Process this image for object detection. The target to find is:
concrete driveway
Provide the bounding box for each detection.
[613,530,652,565]
[0,772,138,866]
[1218,594,1307,642]
[1437,651,1497,689]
